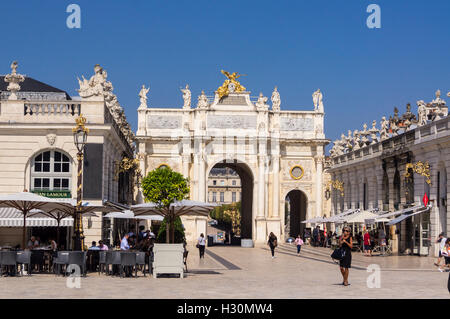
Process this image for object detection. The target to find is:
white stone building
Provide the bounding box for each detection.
[208,167,241,204]
[135,73,329,244]
[0,62,135,249]
[328,92,449,256]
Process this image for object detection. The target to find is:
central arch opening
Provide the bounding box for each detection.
[207,160,254,242]
[285,190,307,238]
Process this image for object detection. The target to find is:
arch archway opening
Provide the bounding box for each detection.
[284,190,307,238]
[207,160,254,242]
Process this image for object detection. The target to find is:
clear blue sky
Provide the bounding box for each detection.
[1,0,449,153]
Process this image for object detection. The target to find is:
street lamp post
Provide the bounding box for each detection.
[72,114,89,251]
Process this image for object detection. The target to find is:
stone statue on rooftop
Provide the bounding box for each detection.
[360,123,370,146]
[353,130,361,150]
[401,103,417,131]
[197,90,209,109]
[180,84,191,109]
[369,120,379,144]
[139,85,150,109]
[256,92,269,110]
[380,116,389,141]
[77,64,107,98]
[312,89,324,112]
[416,100,428,126]
[271,86,281,111]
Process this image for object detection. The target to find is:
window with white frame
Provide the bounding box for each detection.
[212,192,217,202]
[232,192,236,203]
[220,192,224,202]
[31,150,72,192]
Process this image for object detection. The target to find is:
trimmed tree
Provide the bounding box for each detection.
[141,166,190,243]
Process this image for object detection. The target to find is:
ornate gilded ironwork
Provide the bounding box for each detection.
[289,165,304,180]
[326,180,345,197]
[72,114,90,134]
[405,161,431,185]
[114,156,141,182]
[217,70,246,99]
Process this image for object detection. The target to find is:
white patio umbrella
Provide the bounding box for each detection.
[344,210,381,224]
[27,199,107,247]
[0,192,73,248]
[130,200,217,243]
[105,210,164,221]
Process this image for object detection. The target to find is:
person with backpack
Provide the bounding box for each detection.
[294,234,304,255]
[268,232,278,259]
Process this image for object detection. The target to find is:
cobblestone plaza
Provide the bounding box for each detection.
[1,244,448,299]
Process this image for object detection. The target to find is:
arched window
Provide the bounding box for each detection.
[31,150,72,192]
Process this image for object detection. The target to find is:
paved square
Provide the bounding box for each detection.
[1,244,449,299]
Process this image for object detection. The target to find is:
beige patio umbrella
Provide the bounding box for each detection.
[130,200,217,243]
[0,192,73,248]
[27,199,108,248]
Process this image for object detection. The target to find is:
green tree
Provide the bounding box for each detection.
[157,216,185,243]
[141,167,190,243]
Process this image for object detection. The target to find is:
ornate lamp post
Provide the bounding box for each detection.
[72,115,89,251]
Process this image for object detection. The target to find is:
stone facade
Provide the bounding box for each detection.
[136,80,329,244]
[208,167,241,204]
[0,63,134,248]
[328,95,450,257]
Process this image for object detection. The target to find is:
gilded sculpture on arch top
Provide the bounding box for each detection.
[217,70,246,99]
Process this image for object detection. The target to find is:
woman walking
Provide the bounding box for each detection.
[294,234,304,255]
[268,232,278,259]
[339,226,353,286]
[197,233,206,259]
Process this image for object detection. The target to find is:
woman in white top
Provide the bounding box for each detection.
[197,233,206,259]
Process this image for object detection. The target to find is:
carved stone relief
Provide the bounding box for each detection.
[207,115,257,129]
[147,115,182,129]
[281,117,314,131]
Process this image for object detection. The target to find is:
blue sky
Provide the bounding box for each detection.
[1,0,449,153]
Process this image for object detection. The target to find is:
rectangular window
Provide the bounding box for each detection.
[212,192,217,202]
[213,180,217,186]
[220,192,224,202]
[232,192,236,203]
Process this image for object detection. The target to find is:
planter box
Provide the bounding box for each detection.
[241,239,254,248]
[152,243,184,278]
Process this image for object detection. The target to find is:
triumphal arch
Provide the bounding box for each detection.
[135,71,329,244]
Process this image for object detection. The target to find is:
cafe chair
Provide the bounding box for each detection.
[120,252,137,278]
[68,251,87,277]
[135,252,146,277]
[98,251,107,275]
[16,251,32,276]
[0,251,17,276]
[53,251,70,276]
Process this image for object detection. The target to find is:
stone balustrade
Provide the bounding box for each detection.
[24,102,81,116]
[331,116,449,168]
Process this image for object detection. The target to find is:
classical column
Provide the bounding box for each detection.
[182,154,190,179]
[193,154,200,201]
[272,154,280,218]
[315,156,324,218]
[199,151,206,202]
[258,154,265,217]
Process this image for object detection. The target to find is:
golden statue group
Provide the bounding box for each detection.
[217,70,246,99]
